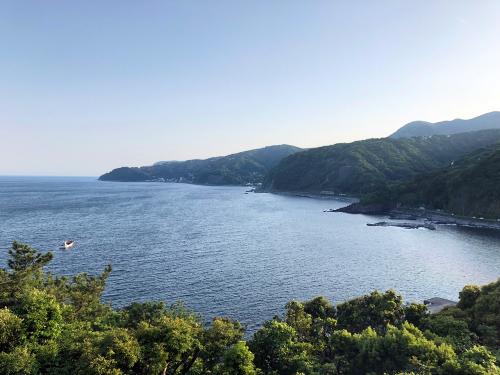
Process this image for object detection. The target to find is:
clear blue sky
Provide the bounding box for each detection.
[1,1,500,176]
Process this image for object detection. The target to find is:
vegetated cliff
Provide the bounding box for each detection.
[263,129,500,196]
[361,144,500,219]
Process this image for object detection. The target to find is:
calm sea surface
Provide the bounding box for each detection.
[1,176,499,331]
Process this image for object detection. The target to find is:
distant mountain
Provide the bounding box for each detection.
[361,144,500,218]
[390,111,500,139]
[263,129,500,195]
[99,145,302,185]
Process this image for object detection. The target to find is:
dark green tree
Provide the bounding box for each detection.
[336,290,404,333]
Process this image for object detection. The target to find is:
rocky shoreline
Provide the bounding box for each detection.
[266,190,359,203]
[329,203,500,231]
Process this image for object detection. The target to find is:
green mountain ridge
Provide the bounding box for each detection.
[263,129,500,195]
[390,111,500,139]
[99,144,302,185]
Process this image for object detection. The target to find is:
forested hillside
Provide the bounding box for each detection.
[99,145,301,185]
[0,242,498,374]
[362,145,500,218]
[263,129,500,195]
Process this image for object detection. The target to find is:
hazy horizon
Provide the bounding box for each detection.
[2,1,500,176]
[2,108,500,178]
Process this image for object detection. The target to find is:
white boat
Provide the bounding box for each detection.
[63,240,74,249]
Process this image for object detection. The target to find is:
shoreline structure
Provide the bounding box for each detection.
[330,203,500,231]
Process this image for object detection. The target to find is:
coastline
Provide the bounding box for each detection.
[94,180,500,231]
[260,189,500,231]
[331,202,500,231]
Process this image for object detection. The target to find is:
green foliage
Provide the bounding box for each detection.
[1,242,499,374]
[458,286,482,310]
[457,280,500,349]
[202,317,245,371]
[423,314,477,352]
[285,301,313,341]
[250,320,314,374]
[0,308,23,351]
[352,323,457,374]
[134,313,203,374]
[0,345,37,375]
[284,297,337,363]
[55,265,113,322]
[336,290,405,333]
[218,341,257,375]
[7,241,53,273]
[458,345,498,374]
[122,301,166,327]
[252,285,500,374]
[14,288,62,343]
[77,328,141,374]
[0,241,53,306]
[404,303,428,328]
[302,296,336,321]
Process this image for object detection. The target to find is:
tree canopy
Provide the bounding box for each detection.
[0,242,498,374]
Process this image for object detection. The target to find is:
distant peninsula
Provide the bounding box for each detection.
[99,144,302,186]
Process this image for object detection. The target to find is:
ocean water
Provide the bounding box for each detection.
[1,176,499,332]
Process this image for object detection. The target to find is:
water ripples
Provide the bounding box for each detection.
[1,176,500,332]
